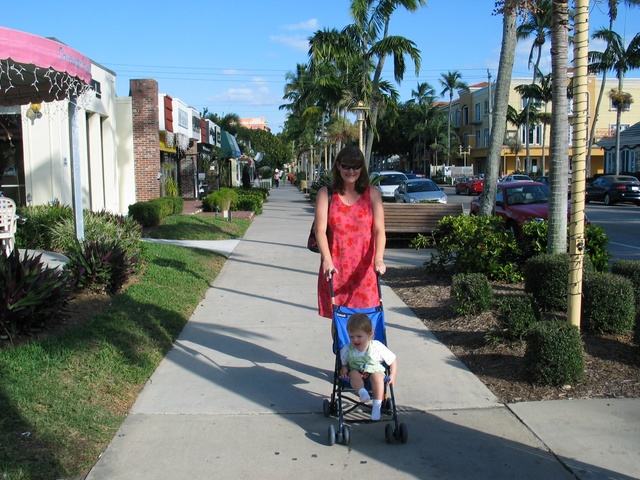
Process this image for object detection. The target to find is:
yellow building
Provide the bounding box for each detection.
[449,76,640,177]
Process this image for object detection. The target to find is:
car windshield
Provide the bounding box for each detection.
[379,174,406,185]
[506,185,548,205]
[407,181,438,193]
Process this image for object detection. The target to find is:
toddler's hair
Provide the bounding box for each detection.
[347,313,373,334]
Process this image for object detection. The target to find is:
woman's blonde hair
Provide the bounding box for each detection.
[330,146,370,194]
[347,313,373,334]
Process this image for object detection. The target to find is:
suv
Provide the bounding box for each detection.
[370,171,408,202]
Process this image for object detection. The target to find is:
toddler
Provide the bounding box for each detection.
[339,313,397,421]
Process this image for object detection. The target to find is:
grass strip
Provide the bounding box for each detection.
[0,241,227,479]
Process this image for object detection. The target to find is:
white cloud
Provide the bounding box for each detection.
[283,19,318,31]
[269,34,309,52]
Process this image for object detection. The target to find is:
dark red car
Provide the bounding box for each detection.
[455,176,484,195]
[470,181,571,235]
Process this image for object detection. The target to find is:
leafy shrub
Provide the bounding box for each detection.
[496,293,540,340]
[416,215,522,282]
[0,249,74,339]
[150,196,183,215]
[66,239,138,295]
[524,254,570,311]
[202,188,238,212]
[582,272,635,334]
[14,202,74,250]
[451,273,494,316]
[233,188,265,214]
[519,221,611,272]
[524,321,584,386]
[49,210,144,270]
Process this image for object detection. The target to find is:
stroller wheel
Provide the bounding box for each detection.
[328,424,336,446]
[385,423,394,444]
[342,425,351,445]
[383,398,392,413]
[399,423,409,444]
[322,399,331,417]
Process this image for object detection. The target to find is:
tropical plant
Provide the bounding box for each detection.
[439,70,469,164]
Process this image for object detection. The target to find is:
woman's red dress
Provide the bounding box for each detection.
[317,186,379,318]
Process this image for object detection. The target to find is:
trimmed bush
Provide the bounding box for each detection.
[582,272,635,334]
[496,293,540,340]
[524,253,569,311]
[524,321,584,386]
[451,273,494,316]
[234,188,265,214]
[611,260,640,311]
[129,201,162,228]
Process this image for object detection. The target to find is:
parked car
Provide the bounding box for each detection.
[394,178,447,204]
[500,174,533,182]
[470,181,569,235]
[455,175,484,195]
[371,171,408,202]
[585,175,640,206]
[535,176,572,197]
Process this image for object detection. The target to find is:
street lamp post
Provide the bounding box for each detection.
[352,101,369,154]
[459,145,471,167]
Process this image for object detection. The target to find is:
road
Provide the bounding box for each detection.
[441,185,640,262]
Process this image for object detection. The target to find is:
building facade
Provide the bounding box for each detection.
[447,76,640,177]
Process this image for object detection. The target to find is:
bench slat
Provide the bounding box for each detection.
[383,203,463,233]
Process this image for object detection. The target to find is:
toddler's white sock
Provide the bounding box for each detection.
[358,388,370,402]
[371,399,382,421]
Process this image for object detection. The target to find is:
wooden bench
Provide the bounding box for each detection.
[383,203,463,235]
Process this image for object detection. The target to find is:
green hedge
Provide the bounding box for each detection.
[451,273,494,316]
[582,272,635,334]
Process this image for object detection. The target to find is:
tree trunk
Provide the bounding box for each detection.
[479,6,517,216]
[548,0,570,254]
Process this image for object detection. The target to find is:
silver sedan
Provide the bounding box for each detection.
[394,179,448,204]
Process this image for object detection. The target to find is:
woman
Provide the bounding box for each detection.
[315,145,386,320]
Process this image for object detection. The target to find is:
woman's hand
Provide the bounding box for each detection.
[322,258,337,281]
[374,259,386,276]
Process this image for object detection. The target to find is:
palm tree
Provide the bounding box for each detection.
[591,29,640,173]
[308,0,425,164]
[587,0,640,175]
[479,1,519,217]
[547,0,570,255]
[439,70,469,165]
[407,82,438,171]
[516,0,553,171]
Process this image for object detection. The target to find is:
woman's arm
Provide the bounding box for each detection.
[315,186,336,280]
[370,188,386,275]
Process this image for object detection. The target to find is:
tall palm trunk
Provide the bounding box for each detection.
[479,5,518,216]
[548,0,570,254]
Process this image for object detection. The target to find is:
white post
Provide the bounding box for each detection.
[69,95,84,240]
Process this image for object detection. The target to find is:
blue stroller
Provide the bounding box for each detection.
[323,277,408,446]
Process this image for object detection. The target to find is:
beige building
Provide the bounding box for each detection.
[449,76,640,177]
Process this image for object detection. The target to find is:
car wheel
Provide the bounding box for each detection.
[455,186,460,194]
[604,193,615,206]
[465,187,470,195]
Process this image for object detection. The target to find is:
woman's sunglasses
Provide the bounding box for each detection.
[339,163,363,171]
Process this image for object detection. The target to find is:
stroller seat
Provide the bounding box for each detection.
[323,278,408,446]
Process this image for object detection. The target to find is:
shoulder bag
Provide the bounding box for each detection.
[307,186,331,253]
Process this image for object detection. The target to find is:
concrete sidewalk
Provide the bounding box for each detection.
[86,184,640,480]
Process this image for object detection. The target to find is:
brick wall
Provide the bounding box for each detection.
[130,79,160,202]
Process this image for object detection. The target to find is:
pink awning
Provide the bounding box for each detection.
[0,27,92,106]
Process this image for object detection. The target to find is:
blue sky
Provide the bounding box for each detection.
[5,1,640,132]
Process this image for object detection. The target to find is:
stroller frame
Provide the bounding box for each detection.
[323,277,408,446]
